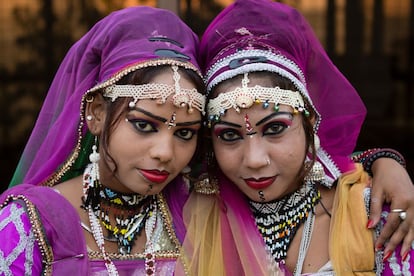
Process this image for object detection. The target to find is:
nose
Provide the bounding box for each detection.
[243,136,269,169]
[149,134,174,163]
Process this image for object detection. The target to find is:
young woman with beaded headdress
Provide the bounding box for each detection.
[180,0,414,275]
[0,6,206,275]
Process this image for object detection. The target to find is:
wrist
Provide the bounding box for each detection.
[352,148,406,175]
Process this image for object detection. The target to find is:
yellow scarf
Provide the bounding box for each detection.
[330,163,375,275]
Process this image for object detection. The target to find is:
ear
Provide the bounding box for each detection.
[85,93,107,135]
[309,114,316,127]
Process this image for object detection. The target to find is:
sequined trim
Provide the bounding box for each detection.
[205,49,306,92]
[1,195,54,275]
[87,59,202,94]
[317,147,342,187]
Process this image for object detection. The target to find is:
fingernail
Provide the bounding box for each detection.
[383,251,392,262]
[366,219,374,229]
[402,251,409,262]
[375,244,383,251]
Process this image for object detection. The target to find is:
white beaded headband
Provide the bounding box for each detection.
[207,72,309,123]
[103,65,205,114]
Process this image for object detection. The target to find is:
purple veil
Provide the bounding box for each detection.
[3,6,203,271]
[10,6,201,190]
[200,0,367,183]
[182,0,367,274]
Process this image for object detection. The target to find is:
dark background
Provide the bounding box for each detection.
[1,0,413,192]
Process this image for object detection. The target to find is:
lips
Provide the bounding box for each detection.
[244,176,276,190]
[140,169,170,184]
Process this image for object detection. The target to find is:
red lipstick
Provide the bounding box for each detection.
[244,176,276,190]
[140,169,169,184]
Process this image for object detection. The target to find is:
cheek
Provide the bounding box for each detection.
[106,124,139,159]
[178,140,198,163]
[212,141,238,174]
[281,134,308,170]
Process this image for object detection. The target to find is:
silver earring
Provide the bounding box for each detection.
[87,136,100,191]
[304,160,325,183]
[89,136,100,164]
[86,115,93,121]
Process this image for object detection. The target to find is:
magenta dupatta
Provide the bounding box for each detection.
[3,5,200,275]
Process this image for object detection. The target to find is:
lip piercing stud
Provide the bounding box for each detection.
[258,190,265,202]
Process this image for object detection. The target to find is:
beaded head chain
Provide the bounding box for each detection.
[103,65,206,114]
[207,72,309,125]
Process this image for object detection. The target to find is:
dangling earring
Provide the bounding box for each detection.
[83,136,101,208]
[304,134,325,183]
[88,136,100,187]
[304,160,325,183]
[193,173,219,195]
[194,150,219,195]
[89,136,100,164]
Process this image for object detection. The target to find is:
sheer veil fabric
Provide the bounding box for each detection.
[182,0,368,275]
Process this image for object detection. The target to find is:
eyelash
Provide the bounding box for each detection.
[128,119,197,141]
[175,129,197,141]
[215,121,290,142]
[129,119,157,133]
[263,121,290,136]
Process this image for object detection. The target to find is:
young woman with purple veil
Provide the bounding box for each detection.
[0,6,206,275]
[180,0,414,275]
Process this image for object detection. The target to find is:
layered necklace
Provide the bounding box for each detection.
[249,182,320,262]
[82,163,158,275]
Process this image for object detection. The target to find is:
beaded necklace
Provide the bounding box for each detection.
[249,182,320,262]
[82,172,154,255]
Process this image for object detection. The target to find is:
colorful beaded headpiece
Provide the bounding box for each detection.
[104,65,205,114]
[207,72,309,124]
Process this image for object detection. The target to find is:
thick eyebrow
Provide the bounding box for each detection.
[133,107,201,127]
[213,121,242,128]
[256,111,293,126]
[134,107,167,123]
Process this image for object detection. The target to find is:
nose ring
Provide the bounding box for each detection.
[265,158,270,166]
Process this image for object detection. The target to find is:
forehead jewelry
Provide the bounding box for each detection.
[244,114,256,136]
[103,65,205,114]
[167,112,177,129]
[207,72,309,125]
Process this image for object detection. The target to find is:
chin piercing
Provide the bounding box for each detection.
[258,190,265,202]
[145,184,154,194]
